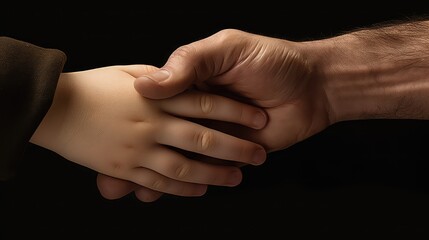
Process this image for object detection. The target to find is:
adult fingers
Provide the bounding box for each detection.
[130,167,208,197]
[155,90,267,130]
[96,174,138,200]
[134,187,164,203]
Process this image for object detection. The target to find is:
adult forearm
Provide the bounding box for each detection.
[303,19,429,123]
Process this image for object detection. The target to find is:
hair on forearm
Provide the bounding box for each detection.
[346,16,429,67]
[352,16,429,43]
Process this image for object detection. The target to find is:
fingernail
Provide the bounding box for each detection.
[194,185,208,196]
[139,69,170,83]
[252,111,267,129]
[252,148,266,165]
[228,170,242,186]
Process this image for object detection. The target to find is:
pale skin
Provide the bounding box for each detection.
[31,64,269,197]
[97,19,429,202]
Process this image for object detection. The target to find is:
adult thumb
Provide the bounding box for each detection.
[134,44,210,99]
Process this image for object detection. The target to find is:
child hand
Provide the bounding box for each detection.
[31,65,267,197]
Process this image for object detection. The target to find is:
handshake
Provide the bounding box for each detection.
[4,19,428,203]
[32,29,322,203]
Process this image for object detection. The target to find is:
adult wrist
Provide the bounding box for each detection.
[301,21,429,123]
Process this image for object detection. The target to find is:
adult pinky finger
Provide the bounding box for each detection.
[96,173,166,203]
[96,174,137,200]
[134,187,164,203]
[154,90,267,130]
[131,167,208,197]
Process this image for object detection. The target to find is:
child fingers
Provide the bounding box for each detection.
[156,90,267,129]
[156,117,266,166]
[139,146,243,187]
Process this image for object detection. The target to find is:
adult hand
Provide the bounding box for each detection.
[100,20,429,201]
[97,28,333,201]
[134,29,331,151]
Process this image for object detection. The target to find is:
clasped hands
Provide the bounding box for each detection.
[35,29,330,202]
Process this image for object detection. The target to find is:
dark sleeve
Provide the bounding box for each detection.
[0,37,67,181]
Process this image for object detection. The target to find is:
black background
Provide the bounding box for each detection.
[2,4,429,237]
